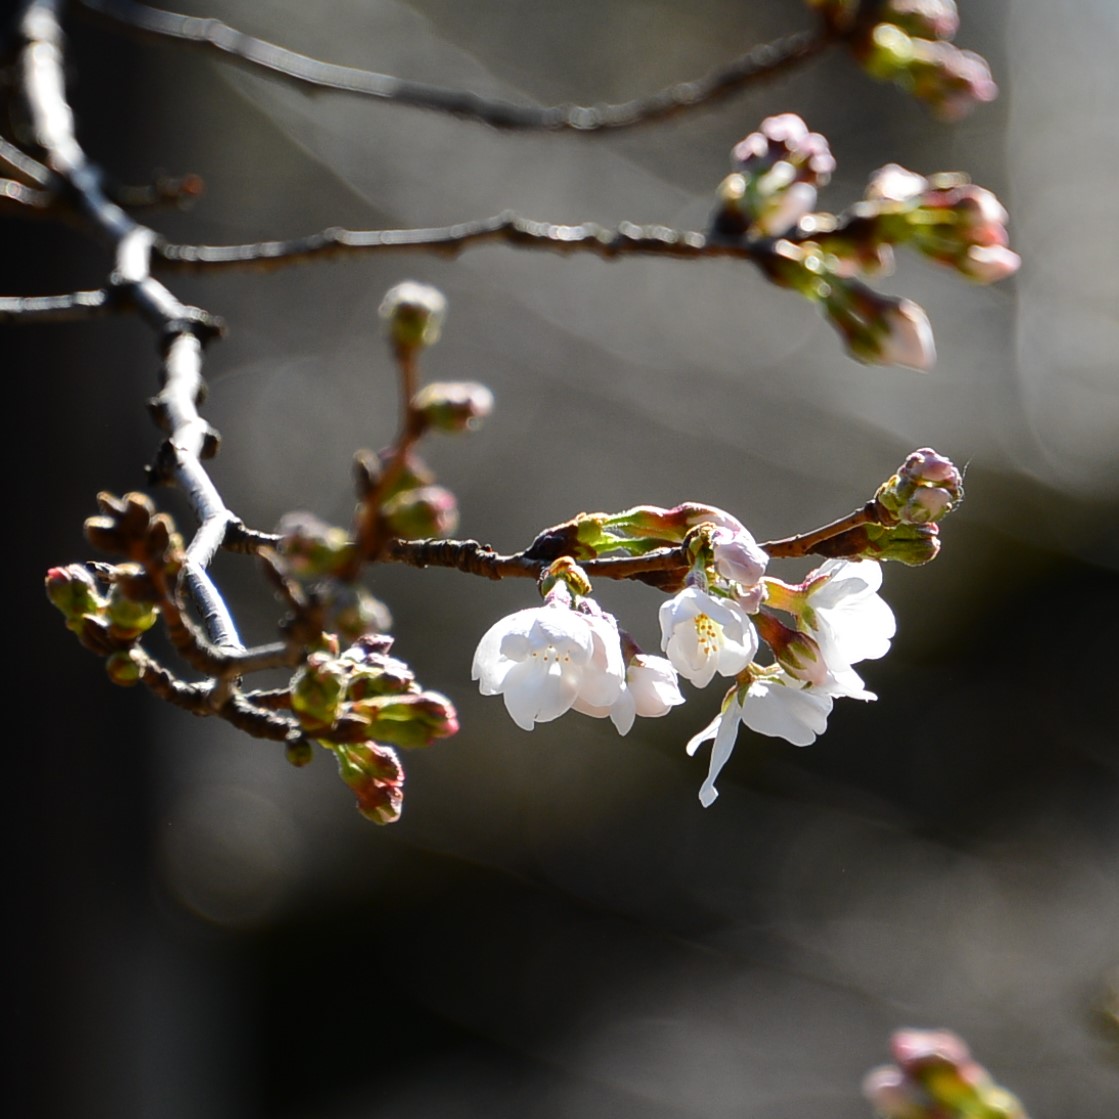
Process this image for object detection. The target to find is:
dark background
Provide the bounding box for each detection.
[8,2,1118,1116]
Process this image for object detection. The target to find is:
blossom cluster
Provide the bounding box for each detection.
[472,492,921,807]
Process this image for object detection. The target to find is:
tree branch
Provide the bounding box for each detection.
[15,0,242,647]
[80,0,833,132]
[152,214,759,271]
[0,288,116,321]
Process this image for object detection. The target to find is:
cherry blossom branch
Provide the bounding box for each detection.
[79,0,842,132]
[154,215,724,271]
[761,502,881,558]
[14,0,243,646]
[383,538,691,583]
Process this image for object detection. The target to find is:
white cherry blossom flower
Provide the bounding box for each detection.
[801,558,896,667]
[659,586,758,689]
[686,665,878,806]
[472,603,623,731]
[574,653,685,735]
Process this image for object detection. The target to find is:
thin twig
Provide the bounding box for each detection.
[80,0,831,131]
[153,215,754,271]
[0,288,115,321]
[760,502,880,558]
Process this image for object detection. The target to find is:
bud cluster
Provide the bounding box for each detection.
[866,165,1020,283]
[717,113,1018,370]
[290,634,459,824]
[863,1028,1028,1119]
[712,113,835,239]
[45,559,159,672]
[877,447,964,525]
[850,1,997,121]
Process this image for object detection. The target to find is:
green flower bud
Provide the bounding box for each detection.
[411,381,495,433]
[864,522,942,565]
[106,583,159,641]
[322,582,392,644]
[379,281,447,352]
[380,485,458,540]
[285,739,315,768]
[276,512,358,580]
[332,741,404,825]
[105,648,143,687]
[45,565,105,620]
[290,652,347,733]
[349,691,459,749]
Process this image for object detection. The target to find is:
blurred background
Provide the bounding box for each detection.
[8,1,1119,1115]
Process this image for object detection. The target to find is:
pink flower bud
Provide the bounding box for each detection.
[902,448,960,486]
[879,299,936,371]
[333,741,405,825]
[711,527,768,587]
[959,244,1021,283]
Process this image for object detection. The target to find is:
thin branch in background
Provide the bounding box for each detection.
[0,288,115,321]
[79,0,834,131]
[154,215,726,271]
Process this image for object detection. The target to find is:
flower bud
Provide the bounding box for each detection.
[412,381,494,433]
[106,583,159,641]
[276,512,358,580]
[865,1029,1029,1119]
[289,652,347,733]
[711,526,768,587]
[865,522,942,565]
[754,611,828,685]
[45,564,105,620]
[880,0,960,42]
[877,448,963,524]
[379,281,447,352]
[380,485,459,540]
[332,741,404,825]
[907,39,998,121]
[285,739,315,768]
[344,658,417,700]
[713,114,834,238]
[318,581,392,644]
[823,280,936,371]
[105,648,143,687]
[351,691,460,749]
